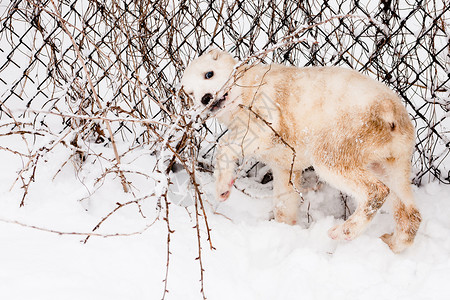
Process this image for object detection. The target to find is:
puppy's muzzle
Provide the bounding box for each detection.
[210,93,229,112]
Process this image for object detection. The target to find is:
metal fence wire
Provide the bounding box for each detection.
[0,0,449,186]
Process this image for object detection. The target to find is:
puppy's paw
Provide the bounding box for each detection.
[274,207,297,225]
[328,220,361,241]
[216,176,234,202]
[380,232,411,253]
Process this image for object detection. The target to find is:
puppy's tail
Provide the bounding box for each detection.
[375,98,412,136]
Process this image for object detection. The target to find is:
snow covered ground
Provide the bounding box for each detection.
[1,145,450,300]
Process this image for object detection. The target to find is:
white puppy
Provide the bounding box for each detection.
[181,49,421,253]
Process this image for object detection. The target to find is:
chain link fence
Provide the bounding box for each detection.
[1,0,449,190]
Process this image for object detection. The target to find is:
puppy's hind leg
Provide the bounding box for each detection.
[272,168,302,225]
[314,165,390,241]
[379,158,421,253]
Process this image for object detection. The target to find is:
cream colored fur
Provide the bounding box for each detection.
[181,49,421,253]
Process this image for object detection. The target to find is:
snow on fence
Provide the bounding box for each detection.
[0,0,449,297]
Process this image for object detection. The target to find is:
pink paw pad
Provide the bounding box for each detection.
[220,190,230,201]
[328,228,338,240]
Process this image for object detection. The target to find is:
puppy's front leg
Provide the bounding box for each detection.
[272,168,302,225]
[214,141,240,201]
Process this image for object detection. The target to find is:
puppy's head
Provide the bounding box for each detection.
[181,49,237,113]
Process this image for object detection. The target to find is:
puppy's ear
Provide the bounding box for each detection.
[208,48,222,60]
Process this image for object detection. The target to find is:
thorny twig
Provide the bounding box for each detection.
[0,216,159,239]
[48,0,130,193]
[83,196,152,243]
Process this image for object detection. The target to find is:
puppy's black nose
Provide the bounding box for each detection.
[201,93,213,105]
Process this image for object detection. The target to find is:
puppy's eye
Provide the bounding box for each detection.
[205,71,214,79]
